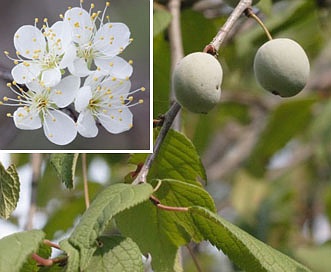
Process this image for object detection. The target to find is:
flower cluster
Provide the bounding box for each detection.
[1,1,144,145]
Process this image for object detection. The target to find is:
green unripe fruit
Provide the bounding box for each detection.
[224,0,260,7]
[173,52,223,113]
[254,38,310,97]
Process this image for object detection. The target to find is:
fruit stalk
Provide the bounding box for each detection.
[245,8,273,41]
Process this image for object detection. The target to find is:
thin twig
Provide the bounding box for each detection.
[133,102,181,184]
[204,0,253,53]
[25,153,42,230]
[168,0,183,131]
[81,153,90,209]
[168,0,184,73]
[186,244,203,272]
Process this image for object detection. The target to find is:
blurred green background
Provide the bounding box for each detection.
[0,0,150,150]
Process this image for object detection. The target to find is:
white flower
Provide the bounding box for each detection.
[1,76,80,145]
[74,74,144,138]
[63,2,133,79]
[7,18,73,87]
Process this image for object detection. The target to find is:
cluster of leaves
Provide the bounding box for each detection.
[0,131,312,271]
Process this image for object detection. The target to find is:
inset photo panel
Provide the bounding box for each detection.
[0,0,151,152]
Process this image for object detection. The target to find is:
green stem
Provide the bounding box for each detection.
[245,8,273,40]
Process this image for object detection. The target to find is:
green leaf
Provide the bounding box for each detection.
[50,154,79,189]
[246,98,315,177]
[21,241,52,272]
[0,162,20,219]
[130,129,206,185]
[116,179,215,271]
[153,8,172,37]
[43,182,102,240]
[0,230,45,272]
[59,239,80,272]
[189,206,312,272]
[85,236,143,272]
[68,183,153,269]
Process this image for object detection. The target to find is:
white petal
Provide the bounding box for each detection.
[94,23,130,56]
[68,58,91,77]
[75,86,92,112]
[43,110,77,145]
[83,72,104,90]
[77,110,98,138]
[25,80,45,94]
[11,62,41,85]
[98,107,133,134]
[13,107,42,130]
[64,7,94,44]
[59,44,77,69]
[101,78,131,97]
[41,68,62,87]
[95,56,133,79]
[14,25,46,59]
[50,75,81,108]
[46,21,72,55]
